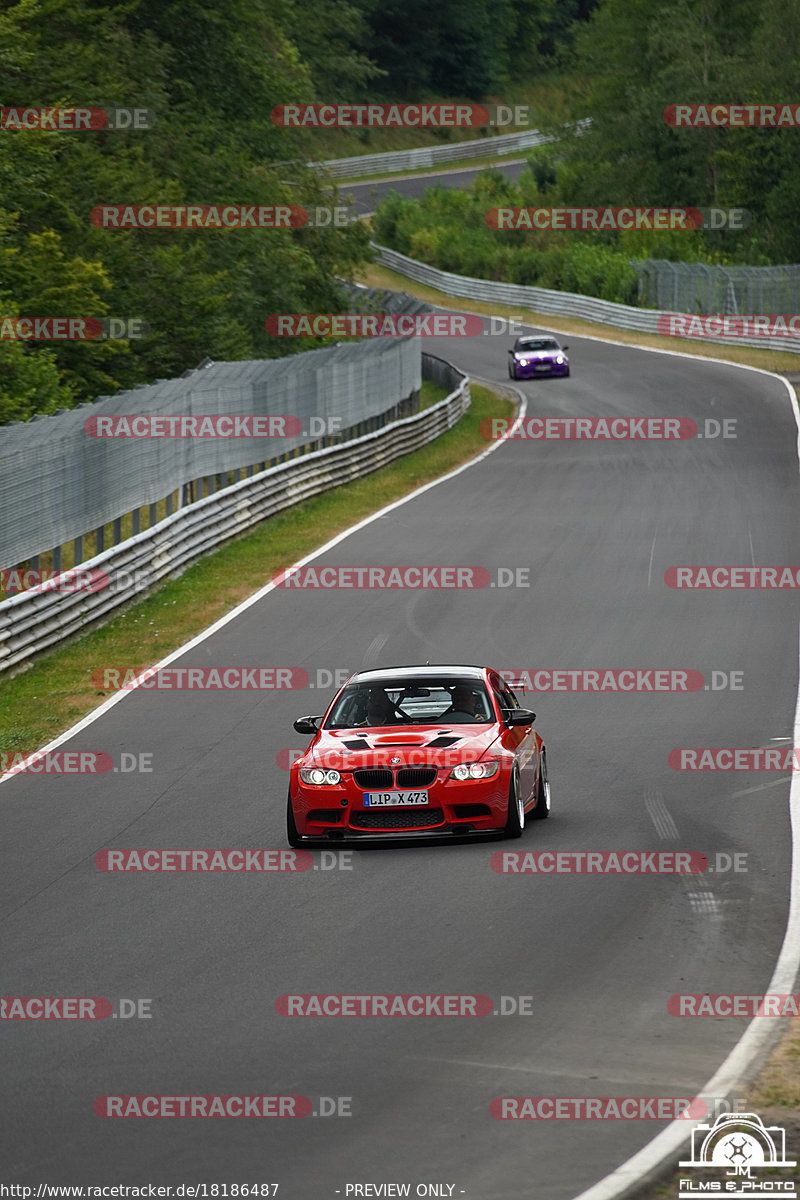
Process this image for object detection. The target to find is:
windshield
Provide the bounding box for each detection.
[517,338,559,351]
[325,678,495,727]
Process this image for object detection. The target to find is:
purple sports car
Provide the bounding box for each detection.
[508,335,570,380]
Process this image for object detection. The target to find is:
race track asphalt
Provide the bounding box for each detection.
[2,320,799,1199]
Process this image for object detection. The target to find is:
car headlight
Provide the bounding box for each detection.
[300,767,341,785]
[449,761,500,781]
[518,358,529,365]
[555,354,565,363]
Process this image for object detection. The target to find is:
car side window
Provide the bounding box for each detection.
[490,676,519,715]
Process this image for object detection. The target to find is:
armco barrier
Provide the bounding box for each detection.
[309,128,554,179]
[371,242,800,356]
[0,359,469,675]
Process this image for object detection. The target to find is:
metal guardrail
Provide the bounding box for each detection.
[0,359,470,675]
[309,128,554,179]
[371,243,800,355]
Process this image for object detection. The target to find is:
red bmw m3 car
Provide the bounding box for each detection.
[287,664,550,845]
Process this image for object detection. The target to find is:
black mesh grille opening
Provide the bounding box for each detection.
[350,808,445,830]
[452,804,492,818]
[396,767,437,788]
[353,769,393,789]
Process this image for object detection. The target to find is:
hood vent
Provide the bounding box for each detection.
[343,738,370,750]
[427,735,460,748]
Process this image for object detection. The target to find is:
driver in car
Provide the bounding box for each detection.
[442,684,485,721]
[359,687,398,726]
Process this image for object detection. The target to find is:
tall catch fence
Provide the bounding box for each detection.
[634,260,800,315]
[370,243,800,354]
[1,337,420,574]
[0,346,469,676]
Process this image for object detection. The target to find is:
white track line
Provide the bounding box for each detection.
[571,367,800,1199]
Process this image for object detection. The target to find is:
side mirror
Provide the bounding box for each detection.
[293,715,321,735]
[506,708,536,727]
[561,344,569,351]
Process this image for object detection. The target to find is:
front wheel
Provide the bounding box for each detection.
[287,788,301,847]
[508,362,517,380]
[504,767,525,837]
[531,751,550,820]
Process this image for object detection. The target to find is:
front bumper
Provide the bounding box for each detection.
[290,773,508,839]
[514,359,569,378]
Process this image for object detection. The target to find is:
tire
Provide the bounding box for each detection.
[564,368,570,378]
[287,787,301,847]
[504,766,525,837]
[509,362,517,380]
[531,751,550,820]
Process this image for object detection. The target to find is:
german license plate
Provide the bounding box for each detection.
[363,791,429,807]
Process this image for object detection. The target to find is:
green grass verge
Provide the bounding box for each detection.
[0,381,513,761]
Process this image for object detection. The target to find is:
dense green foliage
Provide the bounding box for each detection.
[374,0,800,301]
[0,0,598,423]
[0,0,376,423]
[3,0,796,420]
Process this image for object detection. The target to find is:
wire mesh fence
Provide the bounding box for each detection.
[633,260,800,315]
